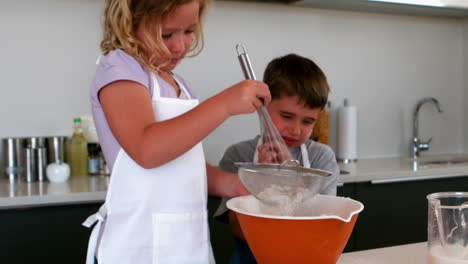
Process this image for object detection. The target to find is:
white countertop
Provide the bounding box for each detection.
[0,176,108,209]
[338,242,427,263]
[1,153,468,209]
[338,153,468,184]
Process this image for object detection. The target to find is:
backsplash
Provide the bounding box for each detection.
[0,0,466,168]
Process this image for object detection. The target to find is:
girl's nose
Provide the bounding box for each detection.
[169,34,185,53]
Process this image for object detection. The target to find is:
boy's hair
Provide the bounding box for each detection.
[263,54,329,109]
[101,0,211,73]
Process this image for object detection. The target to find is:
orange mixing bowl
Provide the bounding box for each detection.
[226,195,364,264]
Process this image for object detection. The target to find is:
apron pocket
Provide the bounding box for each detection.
[152,210,211,264]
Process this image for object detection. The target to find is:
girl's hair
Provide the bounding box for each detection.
[101,0,211,73]
[263,54,330,110]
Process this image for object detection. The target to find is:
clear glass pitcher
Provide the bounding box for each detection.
[427,192,468,264]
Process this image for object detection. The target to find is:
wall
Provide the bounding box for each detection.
[0,0,465,167]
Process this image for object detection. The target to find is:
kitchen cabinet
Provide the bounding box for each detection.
[208,196,235,263]
[0,198,226,264]
[337,183,357,252]
[0,203,100,264]
[352,175,468,251]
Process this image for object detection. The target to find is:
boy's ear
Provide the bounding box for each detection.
[311,110,329,145]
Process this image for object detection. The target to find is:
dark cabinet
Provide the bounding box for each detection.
[0,203,101,264]
[337,183,356,252]
[352,176,468,251]
[208,196,235,263]
[0,199,229,264]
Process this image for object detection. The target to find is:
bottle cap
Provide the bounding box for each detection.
[74,118,81,123]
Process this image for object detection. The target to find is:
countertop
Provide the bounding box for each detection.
[337,242,426,263]
[0,176,108,209]
[1,153,468,209]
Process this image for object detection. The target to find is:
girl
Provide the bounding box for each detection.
[83,0,270,263]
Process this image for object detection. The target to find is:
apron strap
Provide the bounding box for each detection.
[172,73,192,99]
[95,55,102,65]
[83,205,107,264]
[150,72,192,100]
[300,144,310,168]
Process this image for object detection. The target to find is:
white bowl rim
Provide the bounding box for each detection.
[226,194,364,223]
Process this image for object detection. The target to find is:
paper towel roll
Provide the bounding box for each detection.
[337,101,357,161]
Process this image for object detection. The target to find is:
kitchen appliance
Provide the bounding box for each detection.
[2,137,25,182]
[427,192,468,263]
[227,194,364,264]
[236,160,331,213]
[25,147,38,182]
[23,137,48,182]
[37,147,47,182]
[46,136,68,164]
[26,137,46,149]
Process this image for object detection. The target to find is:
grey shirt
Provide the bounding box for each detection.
[215,136,339,217]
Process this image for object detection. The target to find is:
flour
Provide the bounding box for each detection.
[257,184,313,216]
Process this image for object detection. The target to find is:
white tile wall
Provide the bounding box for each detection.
[0,0,466,168]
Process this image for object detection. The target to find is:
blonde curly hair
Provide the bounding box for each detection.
[101,0,211,73]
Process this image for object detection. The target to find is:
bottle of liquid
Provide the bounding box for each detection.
[69,118,88,177]
[87,143,100,176]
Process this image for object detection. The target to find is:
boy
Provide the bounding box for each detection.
[215,53,339,264]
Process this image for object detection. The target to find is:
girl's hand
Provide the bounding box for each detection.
[257,141,292,164]
[216,80,271,116]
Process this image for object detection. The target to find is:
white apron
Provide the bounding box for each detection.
[83,72,214,264]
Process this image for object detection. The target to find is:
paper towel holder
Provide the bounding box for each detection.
[337,98,358,164]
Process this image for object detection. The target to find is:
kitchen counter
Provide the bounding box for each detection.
[1,153,468,209]
[338,153,468,184]
[0,176,107,209]
[337,242,427,263]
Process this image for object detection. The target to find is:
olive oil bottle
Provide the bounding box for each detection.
[69,118,88,177]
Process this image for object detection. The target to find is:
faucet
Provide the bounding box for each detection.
[411,97,443,159]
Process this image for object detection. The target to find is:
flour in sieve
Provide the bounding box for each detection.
[257,184,313,216]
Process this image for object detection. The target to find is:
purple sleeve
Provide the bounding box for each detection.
[89,49,198,172]
[90,50,151,106]
[90,50,152,171]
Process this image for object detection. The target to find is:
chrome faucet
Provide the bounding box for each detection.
[411,97,443,159]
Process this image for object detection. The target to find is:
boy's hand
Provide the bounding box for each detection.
[216,80,271,116]
[257,141,292,164]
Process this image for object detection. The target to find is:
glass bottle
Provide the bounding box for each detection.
[69,118,88,177]
[87,143,100,176]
